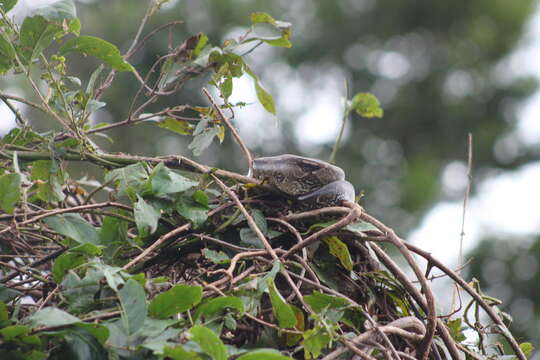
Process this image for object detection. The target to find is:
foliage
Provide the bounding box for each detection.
[0,1,533,359]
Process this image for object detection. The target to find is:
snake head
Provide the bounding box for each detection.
[249,154,345,196]
[297,180,356,208]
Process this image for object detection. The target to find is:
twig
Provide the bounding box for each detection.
[329,79,350,164]
[202,88,253,170]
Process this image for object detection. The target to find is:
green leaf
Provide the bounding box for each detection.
[52,252,85,282]
[344,220,379,235]
[148,285,202,319]
[0,34,15,74]
[189,325,227,360]
[27,307,81,327]
[350,92,383,118]
[0,325,31,341]
[0,0,17,12]
[0,173,21,213]
[240,228,281,249]
[193,190,209,207]
[249,12,292,48]
[303,328,331,359]
[202,248,229,264]
[44,213,100,244]
[118,279,147,335]
[59,36,134,72]
[194,296,244,321]
[304,292,350,313]
[255,80,276,115]
[58,327,108,360]
[164,346,201,360]
[32,0,77,21]
[266,278,296,328]
[237,349,293,360]
[0,285,22,302]
[188,127,220,156]
[134,195,161,236]
[148,162,198,196]
[519,342,534,357]
[105,162,148,196]
[20,16,58,63]
[158,117,194,135]
[322,236,353,271]
[176,196,208,229]
[447,318,466,342]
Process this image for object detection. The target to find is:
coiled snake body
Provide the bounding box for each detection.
[248,154,355,208]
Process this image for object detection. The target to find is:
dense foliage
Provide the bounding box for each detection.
[0,1,534,359]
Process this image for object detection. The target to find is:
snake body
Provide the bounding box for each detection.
[249,154,355,207]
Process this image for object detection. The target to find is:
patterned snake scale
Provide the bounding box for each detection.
[248,154,355,208]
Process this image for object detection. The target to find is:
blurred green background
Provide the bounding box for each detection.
[5,0,540,352]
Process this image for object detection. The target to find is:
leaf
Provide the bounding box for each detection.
[59,327,108,360]
[194,296,245,321]
[244,64,276,115]
[251,208,268,235]
[176,196,208,229]
[134,195,161,237]
[344,220,380,235]
[148,285,202,319]
[0,34,15,74]
[118,279,147,335]
[163,346,201,360]
[188,127,220,156]
[158,117,193,135]
[148,162,198,196]
[105,162,148,196]
[44,213,100,244]
[240,228,281,249]
[0,173,21,213]
[322,236,353,271]
[193,190,209,207]
[266,278,296,328]
[237,349,293,360]
[32,0,77,21]
[350,92,383,118]
[0,285,22,302]
[20,16,58,63]
[303,328,331,359]
[304,292,350,313]
[189,325,227,360]
[202,248,230,264]
[0,0,17,12]
[447,318,466,342]
[249,12,292,48]
[27,307,81,327]
[519,342,534,357]
[59,36,134,72]
[52,252,85,282]
[285,305,304,346]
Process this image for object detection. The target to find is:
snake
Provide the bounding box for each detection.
[248,154,355,208]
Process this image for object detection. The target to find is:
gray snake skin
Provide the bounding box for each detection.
[248,154,355,208]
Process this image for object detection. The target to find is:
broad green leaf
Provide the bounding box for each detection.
[20,16,58,62]
[0,285,22,302]
[202,248,229,264]
[59,327,108,360]
[350,92,383,118]
[285,305,304,346]
[189,325,227,360]
[249,12,292,48]
[0,301,7,321]
[322,236,353,271]
[0,0,17,12]
[0,35,15,73]
[254,80,276,114]
[105,162,148,195]
[447,318,466,342]
[344,220,379,234]
[251,208,268,235]
[0,325,31,341]
[75,322,110,344]
[148,162,198,196]
[240,228,281,248]
[0,172,21,213]
[32,0,77,21]
[520,342,534,357]
[266,278,296,328]
[193,33,209,56]
[304,292,350,313]
[237,349,293,360]
[44,213,100,244]
[134,195,161,236]
[158,117,193,135]
[194,296,244,321]
[303,328,331,359]
[188,127,220,156]
[118,279,147,335]
[149,285,202,319]
[27,307,81,327]
[52,252,85,282]
[193,189,209,207]
[59,36,134,72]
[176,196,208,229]
[60,271,100,311]
[164,346,201,360]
